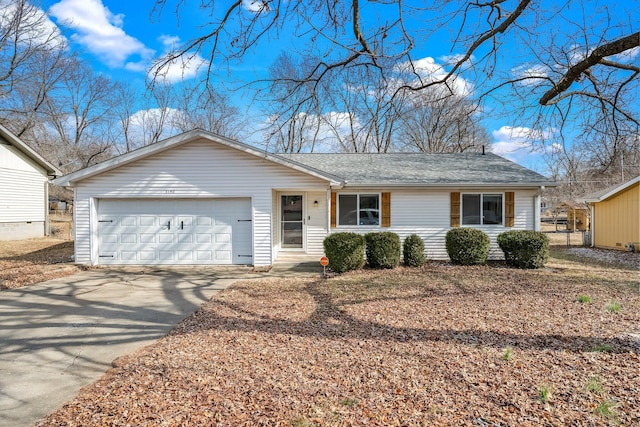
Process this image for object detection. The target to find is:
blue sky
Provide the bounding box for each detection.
[36,0,580,172]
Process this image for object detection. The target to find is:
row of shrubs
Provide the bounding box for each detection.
[323,229,549,273]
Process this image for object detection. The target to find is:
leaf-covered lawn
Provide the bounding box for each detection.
[0,238,79,290]
[38,259,640,426]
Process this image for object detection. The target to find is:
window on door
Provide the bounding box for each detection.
[281,195,303,248]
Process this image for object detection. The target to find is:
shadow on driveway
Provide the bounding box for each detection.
[0,266,251,427]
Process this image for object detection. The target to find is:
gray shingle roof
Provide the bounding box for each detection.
[284,152,553,186]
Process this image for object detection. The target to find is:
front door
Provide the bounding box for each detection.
[281,195,304,249]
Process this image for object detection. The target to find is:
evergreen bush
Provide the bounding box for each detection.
[497,230,549,269]
[323,232,366,273]
[403,234,426,267]
[445,228,490,265]
[365,232,401,269]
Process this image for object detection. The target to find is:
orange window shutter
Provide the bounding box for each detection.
[450,192,460,227]
[381,192,391,227]
[330,192,337,228]
[505,192,515,227]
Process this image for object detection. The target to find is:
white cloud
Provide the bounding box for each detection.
[48,0,154,68]
[512,64,549,86]
[129,107,184,127]
[438,53,475,68]
[149,35,207,83]
[395,57,473,96]
[491,126,558,166]
[242,0,270,13]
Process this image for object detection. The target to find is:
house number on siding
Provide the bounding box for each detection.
[165,190,175,194]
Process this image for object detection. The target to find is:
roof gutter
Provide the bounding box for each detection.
[330,182,556,190]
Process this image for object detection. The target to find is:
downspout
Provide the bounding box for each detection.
[590,204,595,247]
[326,187,331,242]
[44,181,50,236]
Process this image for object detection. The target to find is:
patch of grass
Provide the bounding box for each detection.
[577,295,591,303]
[502,347,513,361]
[340,398,359,407]
[590,343,614,353]
[586,376,605,396]
[291,417,316,427]
[538,385,552,403]
[594,400,618,422]
[606,302,622,313]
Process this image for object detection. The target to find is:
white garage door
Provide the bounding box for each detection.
[97,199,252,265]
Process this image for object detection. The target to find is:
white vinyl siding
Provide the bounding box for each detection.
[330,188,537,260]
[0,143,48,239]
[73,139,329,266]
[305,192,328,255]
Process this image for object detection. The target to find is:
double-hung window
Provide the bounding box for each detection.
[338,194,380,226]
[462,193,503,225]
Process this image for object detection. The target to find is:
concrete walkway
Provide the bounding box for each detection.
[0,266,265,427]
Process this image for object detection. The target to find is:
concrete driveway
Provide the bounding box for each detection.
[0,266,256,427]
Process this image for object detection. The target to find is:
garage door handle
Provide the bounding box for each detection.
[167,220,171,230]
[237,219,252,222]
[180,221,184,230]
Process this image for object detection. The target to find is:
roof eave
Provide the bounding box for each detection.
[584,176,640,202]
[332,181,555,189]
[0,124,61,177]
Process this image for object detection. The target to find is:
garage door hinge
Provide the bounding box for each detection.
[98,220,113,223]
[99,255,114,258]
[238,255,253,257]
[237,219,252,222]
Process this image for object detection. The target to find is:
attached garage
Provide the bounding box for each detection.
[97,198,252,265]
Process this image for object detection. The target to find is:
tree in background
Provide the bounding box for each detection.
[153,0,639,174]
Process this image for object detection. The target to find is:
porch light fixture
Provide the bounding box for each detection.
[313,200,319,207]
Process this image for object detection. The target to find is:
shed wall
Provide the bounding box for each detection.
[593,182,640,249]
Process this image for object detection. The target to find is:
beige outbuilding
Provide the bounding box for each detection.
[585,176,640,251]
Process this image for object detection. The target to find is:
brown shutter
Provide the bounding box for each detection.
[330,192,337,228]
[381,192,391,227]
[450,192,460,227]
[505,191,515,227]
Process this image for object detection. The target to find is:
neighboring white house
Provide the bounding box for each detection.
[0,124,61,240]
[53,129,553,266]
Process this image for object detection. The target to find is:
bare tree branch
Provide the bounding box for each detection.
[540,32,640,105]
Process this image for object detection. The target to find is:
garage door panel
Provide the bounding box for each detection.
[158,234,173,243]
[98,199,252,265]
[140,233,155,243]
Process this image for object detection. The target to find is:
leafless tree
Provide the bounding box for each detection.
[0,0,64,97]
[112,81,139,154]
[399,91,490,153]
[152,1,640,150]
[39,59,118,168]
[170,84,244,139]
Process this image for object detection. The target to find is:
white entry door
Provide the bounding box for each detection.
[97,199,252,265]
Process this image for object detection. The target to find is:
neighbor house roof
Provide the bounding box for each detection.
[286,152,553,187]
[0,124,61,177]
[583,176,640,202]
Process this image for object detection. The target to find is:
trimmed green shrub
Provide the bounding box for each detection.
[365,232,401,269]
[497,230,549,268]
[323,232,366,273]
[403,234,426,267]
[445,228,490,265]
